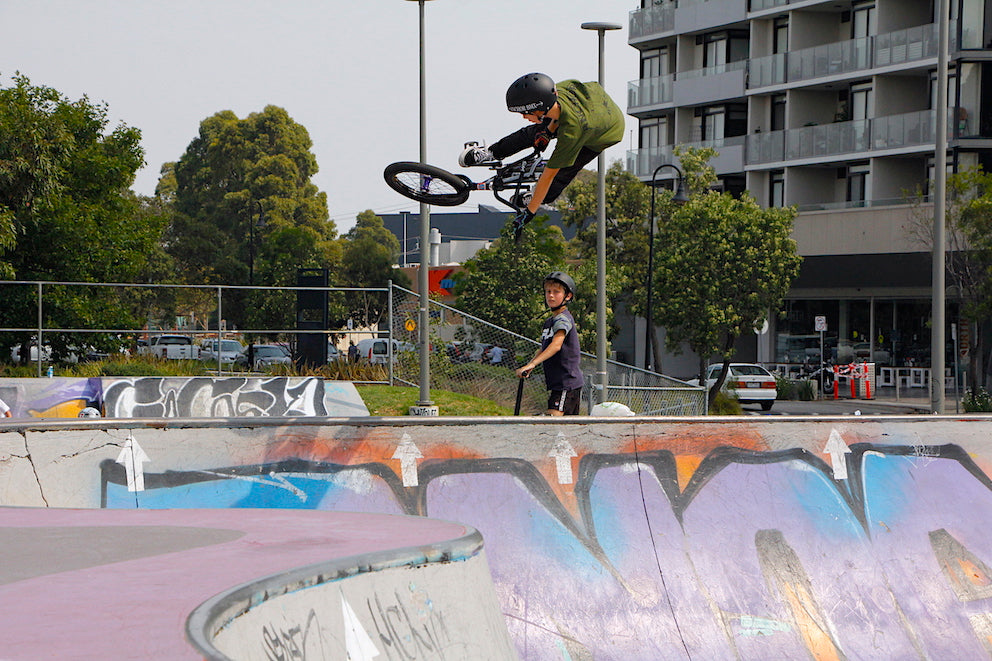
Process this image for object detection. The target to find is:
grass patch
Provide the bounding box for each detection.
[357,385,513,416]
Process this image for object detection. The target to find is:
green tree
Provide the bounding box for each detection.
[654,147,802,404]
[555,162,650,352]
[0,74,165,360]
[907,166,992,391]
[455,216,569,343]
[166,105,338,334]
[340,210,411,329]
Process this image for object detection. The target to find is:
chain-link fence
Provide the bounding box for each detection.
[0,279,705,415]
[388,285,706,416]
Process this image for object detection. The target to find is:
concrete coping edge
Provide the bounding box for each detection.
[184,523,484,660]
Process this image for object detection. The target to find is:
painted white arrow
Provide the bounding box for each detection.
[392,434,423,487]
[341,592,379,660]
[824,428,851,480]
[115,435,150,492]
[549,433,577,485]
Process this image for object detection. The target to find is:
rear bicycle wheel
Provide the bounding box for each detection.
[383,162,471,207]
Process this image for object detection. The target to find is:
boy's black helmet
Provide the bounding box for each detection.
[545,271,576,299]
[506,73,557,114]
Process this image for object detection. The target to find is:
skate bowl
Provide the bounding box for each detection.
[3,409,992,658]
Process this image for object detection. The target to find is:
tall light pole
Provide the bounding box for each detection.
[646,164,688,372]
[582,21,622,401]
[932,0,949,414]
[406,0,437,415]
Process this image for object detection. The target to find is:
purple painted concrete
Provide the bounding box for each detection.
[0,507,470,660]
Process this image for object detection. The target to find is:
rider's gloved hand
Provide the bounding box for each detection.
[512,209,535,243]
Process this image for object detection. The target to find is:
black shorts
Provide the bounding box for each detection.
[547,388,582,415]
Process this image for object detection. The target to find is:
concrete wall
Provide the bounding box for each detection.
[188,524,515,661]
[6,415,992,658]
[0,376,368,418]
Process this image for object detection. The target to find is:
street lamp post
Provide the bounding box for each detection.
[406,0,437,415]
[932,0,949,414]
[581,21,622,401]
[645,164,688,372]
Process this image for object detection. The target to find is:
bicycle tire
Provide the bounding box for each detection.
[383,162,471,207]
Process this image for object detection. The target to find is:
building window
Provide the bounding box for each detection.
[771,94,786,131]
[850,82,874,121]
[702,106,725,141]
[770,170,784,207]
[851,1,876,39]
[641,47,667,79]
[773,17,789,55]
[847,163,871,206]
[701,31,748,69]
[640,116,667,149]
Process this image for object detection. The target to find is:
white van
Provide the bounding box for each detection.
[355,338,414,364]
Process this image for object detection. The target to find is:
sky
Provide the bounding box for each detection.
[0,0,640,235]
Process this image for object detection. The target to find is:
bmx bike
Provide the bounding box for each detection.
[383,145,546,212]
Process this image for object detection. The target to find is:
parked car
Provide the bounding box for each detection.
[138,334,200,360]
[354,338,414,365]
[688,363,778,411]
[200,339,244,365]
[234,344,291,370]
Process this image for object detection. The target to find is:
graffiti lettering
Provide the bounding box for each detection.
[366,588,450,660]
[260,609,323,661]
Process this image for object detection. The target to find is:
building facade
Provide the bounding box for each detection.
[625,0,987,380]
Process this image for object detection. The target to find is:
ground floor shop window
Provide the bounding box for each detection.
[775,298,954,368]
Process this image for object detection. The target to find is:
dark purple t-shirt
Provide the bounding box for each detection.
[540,309,584,391]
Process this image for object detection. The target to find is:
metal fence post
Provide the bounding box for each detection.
[36,282,43,377]
[388,280,394,386]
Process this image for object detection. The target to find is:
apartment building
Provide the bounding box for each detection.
[625,0,987,378]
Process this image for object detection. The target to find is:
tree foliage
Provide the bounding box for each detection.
[0,74,165,359]
[165,105,338,334]
[340,210,411,329]
[907,166,992,390]
[455,216,569,342]
[653,147,802,402]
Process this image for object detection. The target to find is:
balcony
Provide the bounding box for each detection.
[746,109,938,166]
[673,60,747,106]
[629,2,675,43]
[628,74,675,115]
[748,23,940,91]
[627,136,746,179]
[674,0,747,34]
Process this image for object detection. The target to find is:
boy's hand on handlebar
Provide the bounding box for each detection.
[512,209,534,243]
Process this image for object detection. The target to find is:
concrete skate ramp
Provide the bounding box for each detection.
[0,507,507,660]
[4,415,992,659]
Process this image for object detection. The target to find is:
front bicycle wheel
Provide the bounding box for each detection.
[383,162,471,207]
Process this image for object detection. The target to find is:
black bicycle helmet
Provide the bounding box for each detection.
[506,73,557,114]
[544,271,576,300]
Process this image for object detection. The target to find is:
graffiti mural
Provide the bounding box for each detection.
[83,419,992,660]
[0,376,368,418]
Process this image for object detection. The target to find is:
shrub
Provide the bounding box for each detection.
[709,391,743,415]
[963,387,992,413]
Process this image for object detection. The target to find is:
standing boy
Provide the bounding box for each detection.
[516,272,583,415]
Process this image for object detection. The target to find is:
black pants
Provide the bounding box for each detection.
[490,125,600,205]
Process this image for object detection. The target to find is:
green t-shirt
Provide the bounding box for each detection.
[547,80,625,170]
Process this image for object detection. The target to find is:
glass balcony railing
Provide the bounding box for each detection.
[627,136,745,178]
[748,23,943,90]
[746,109,940,165]
[677,59,747,81]
[629,2,675,41]
[628,74,675,111]
[748,0,789,10]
